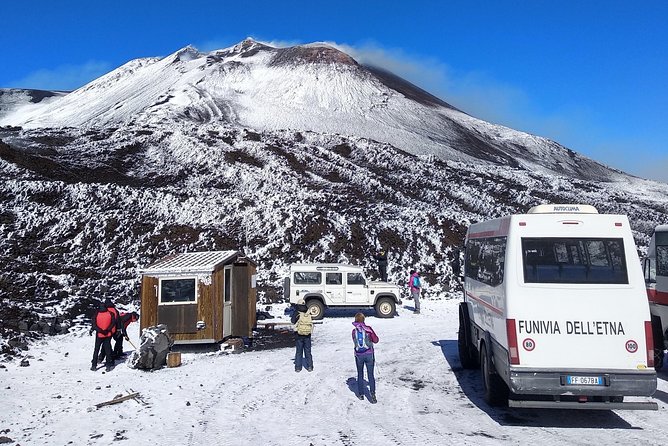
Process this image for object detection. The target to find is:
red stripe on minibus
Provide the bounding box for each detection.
[465,291,503,316]
[647,289,668,305]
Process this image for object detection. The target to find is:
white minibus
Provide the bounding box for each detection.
[643,224,668,369]
[458,204,657,409]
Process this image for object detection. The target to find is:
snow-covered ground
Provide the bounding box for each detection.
[2,296,667,446]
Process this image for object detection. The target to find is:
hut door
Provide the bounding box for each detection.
[223,266,233,338]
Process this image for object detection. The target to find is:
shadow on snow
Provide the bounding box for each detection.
[432,339,640,430]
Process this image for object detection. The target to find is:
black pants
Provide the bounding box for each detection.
[99,332,124,362]
[92,336,113,368]
[113,333,125,358]
[378,266,387,282]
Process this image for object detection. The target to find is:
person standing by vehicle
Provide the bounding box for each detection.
[451,248,462,289]
[374,249,388,282]
[409,270,421,314]
[352,313,379,403]
[291,299,313,372]
[89,301,117,372]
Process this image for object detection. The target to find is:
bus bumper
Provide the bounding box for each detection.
[506,368,657,410]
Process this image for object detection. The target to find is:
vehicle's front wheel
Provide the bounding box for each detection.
[480,343,509,407]
[306,300,325,320]
[375,297,396,318]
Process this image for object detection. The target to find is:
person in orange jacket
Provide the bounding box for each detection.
[89,301,117,372]
[97,299,121,363]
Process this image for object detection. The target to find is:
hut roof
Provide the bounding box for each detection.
[140,250,239,275]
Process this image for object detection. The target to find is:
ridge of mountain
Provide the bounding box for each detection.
[0,40,628,183]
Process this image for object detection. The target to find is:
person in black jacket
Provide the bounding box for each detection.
[452,248,462,280]
[374,249,388,282]
[112,312,139,359]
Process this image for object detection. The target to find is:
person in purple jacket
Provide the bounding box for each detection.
[352,313,379,403]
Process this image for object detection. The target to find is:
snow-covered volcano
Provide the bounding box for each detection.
[1,39,620,182]
[1,39,668,358]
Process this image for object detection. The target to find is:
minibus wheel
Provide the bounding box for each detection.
[458,307,478,369]
[480,343,509,407]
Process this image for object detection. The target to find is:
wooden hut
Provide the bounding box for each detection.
[139,251,257,344]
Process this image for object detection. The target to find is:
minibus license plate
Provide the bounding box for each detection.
[566,376,603,385]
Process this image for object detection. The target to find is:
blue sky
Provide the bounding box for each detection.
[2,0,666,182]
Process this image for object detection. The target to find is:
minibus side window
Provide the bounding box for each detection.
[465,237,506,286]
[465,239,481,281]
[657,246,668,277]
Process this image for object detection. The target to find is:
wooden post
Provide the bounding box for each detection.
[167,351,181,368]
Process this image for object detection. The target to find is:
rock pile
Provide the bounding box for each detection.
[128,324,173,370]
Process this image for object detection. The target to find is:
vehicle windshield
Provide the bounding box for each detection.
[522,237,628,284]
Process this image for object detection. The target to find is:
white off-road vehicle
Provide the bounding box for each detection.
[284,263,402,319]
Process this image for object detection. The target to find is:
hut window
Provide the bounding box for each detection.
[294,272,321,284]
[159,278,197,304]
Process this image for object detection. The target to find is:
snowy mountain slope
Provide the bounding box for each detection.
[0,39,625,182]
[1,122,667,357]
[0,88,67,120]
[2,299,668,446]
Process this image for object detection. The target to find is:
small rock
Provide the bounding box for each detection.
[19,359,29,367]
[64,352,69,357]
[105,385,111,388]
[186,401,191,406]
[0,436,13,444]
[0,365,5,369]
[56,395,62,399]
[95,386,101,390]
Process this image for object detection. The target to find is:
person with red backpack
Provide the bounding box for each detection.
[89,301,117,372]
[352,313,379,403]
[97,298,120,364]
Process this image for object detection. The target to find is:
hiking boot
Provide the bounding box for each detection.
[414,310,420,314]
[370,393,377,404]
[295,368,302,373]
[105,365,113,372]
[306,367,313,372]
[90,365,96,371]
[357,394,364,400]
